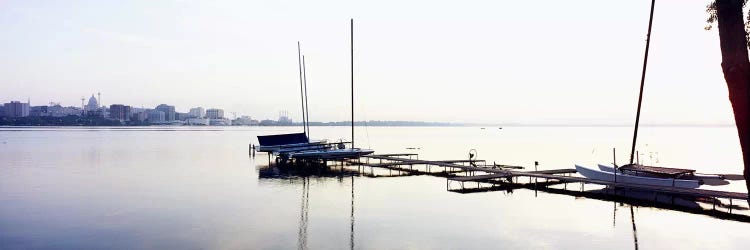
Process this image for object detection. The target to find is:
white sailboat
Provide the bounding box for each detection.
[575,0,710,188]
[575,164,701,189]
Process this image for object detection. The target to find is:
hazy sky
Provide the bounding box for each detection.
[0,0,737,124]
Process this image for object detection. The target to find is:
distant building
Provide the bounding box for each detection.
[129,108,148,122]
[109,104,132,121]
[147,110,166,123]
[259,119,276,126]
[3,101,30,117]
[186,118,209,125]
[188,107,205,118]
[232,116,255,126]
[86,94,99,112]
[209,118,231,126]
[46,105,82,117]
[131,111,147,122]
[175,112,189,121]
[206,108,224,119]
[48,105,67,117]
[155,104,176,121]
[278,111,293,125]
[130,107,147,114]
[29,106,49,117]
[86,109,105,117]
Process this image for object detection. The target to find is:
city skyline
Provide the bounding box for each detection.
[0,91,738,125]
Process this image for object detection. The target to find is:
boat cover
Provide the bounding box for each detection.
[258,133,309,146]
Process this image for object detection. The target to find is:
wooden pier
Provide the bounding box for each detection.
[347,154,749,212]
[255,147,749,216]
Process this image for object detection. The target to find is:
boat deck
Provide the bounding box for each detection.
[619,164,696,178]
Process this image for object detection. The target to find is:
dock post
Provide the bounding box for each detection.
[713,199,716,210]
[730,199,733,214]
[613,148,617,183]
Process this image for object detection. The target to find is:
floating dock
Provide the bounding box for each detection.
[348,154,748,213]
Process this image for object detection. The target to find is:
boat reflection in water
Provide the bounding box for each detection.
[257,161,359,250]
[449,174,750,223]
[297,177,309,250]
[613,202,640,250]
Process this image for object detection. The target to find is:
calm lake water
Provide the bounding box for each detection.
[1,126,748,249]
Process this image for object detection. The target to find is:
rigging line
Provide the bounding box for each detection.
[360,105,372,149]
[303,55,311,139]
[629,0,656,164]
[298,42,306,136]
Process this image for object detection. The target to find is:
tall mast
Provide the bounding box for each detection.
[298,42,307,136]
[629,0,656,165]
[303,55,311,138]
[350,18,355,148]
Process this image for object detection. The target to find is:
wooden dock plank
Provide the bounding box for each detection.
[530,169,577,175]
[448,169,574,182]
[360,160,425,167]
[369,153,418,157]
[449,173,511,182]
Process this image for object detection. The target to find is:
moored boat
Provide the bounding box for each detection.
[575,164,701,189]
[291,148,374,160]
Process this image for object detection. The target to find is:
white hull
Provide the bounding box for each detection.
[576,164,701,189]
[291,148,374,160]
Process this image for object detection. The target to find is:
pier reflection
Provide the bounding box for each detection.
[298,177,310,250]
[258,159,750,226]
[258,162,360,179]
[257,162,361,250]
[613,201,640,250]
[630,205,639,250]
[350,175,355,250]
[455,181,750,223]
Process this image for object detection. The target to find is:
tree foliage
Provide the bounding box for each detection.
[706,0,750,47]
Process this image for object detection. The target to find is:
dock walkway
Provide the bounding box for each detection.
[358,154,748,201]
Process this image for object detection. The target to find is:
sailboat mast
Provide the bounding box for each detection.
[298,42,307,137]
[629,0,656,165]
[303,55,311,138]
[350,18,355,148]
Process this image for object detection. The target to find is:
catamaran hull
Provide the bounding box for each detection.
[576,164,701,189]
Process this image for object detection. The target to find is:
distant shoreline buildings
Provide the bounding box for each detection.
[0,93,303,126]
[1,94,464,127]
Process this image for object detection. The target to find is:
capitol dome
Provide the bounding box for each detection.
[86,94,99,111]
